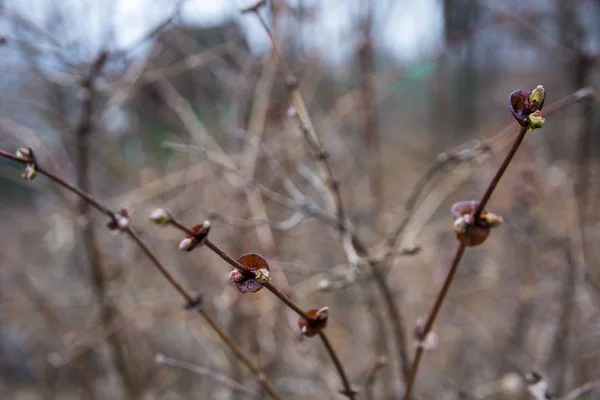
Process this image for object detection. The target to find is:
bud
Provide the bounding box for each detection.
[483,212,503,228]
[529,85,546,110]
[22,164,36,180]
[450,201,503,247]
[200,220,211,234]
[116,215,130,229]
[150,208,170,225]
[528,110,545,130]
[298,307,329,337]
[16,147,32,159]
[178,237,197,252]
[510,85,546,128]
[417,331,439,351]
[228,269,245,283]
[254,268,271,284]
[453,216,469,234]
[230,253,270,293]
[315,306,328,320]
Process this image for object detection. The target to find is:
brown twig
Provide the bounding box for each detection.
[0,149,282,400]
[317,331,357,399]
[474,126,528,220]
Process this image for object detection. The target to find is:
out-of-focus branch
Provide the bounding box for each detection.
[71,50,141,399]
[154,353,256,398]
[560,379,600,400]
[245,4,348,234]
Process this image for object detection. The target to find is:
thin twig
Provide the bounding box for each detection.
[474,126,528,220]
[318,331,357,400]
[246,6,348,233]
[560,379,600,400]
[155,353,256,398]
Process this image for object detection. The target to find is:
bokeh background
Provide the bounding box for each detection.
[1,0,600,399]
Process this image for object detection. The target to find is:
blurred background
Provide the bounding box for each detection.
[1,0,600,399]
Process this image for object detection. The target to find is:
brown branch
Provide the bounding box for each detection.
[72,51,139,399]
[0,149,282,400]
[474,126,528,220]
[166,216,315,326]
[403,113,536,400]
[166,214,355,398]
[317,331,357,399]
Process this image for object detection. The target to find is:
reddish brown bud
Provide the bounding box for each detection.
[510,85,546,129]
[298,307,329,337]
[180,220,211,252]
[107,208,131,231]
[231,253,270,294]
[450,201,503,247]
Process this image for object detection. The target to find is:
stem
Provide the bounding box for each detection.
[404,120,532,399]
[403,243,467,400]
[474,126,528,219]
[371,265,410,382]
[1,149,115,217]
[420,243,466,339]
[124,228,192,303]
[318,331,356,400]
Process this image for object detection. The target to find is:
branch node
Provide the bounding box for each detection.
[185,294,204,312]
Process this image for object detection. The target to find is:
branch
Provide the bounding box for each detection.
[403,85,548,399]
[0,149,282,400]
[166,214,356,399]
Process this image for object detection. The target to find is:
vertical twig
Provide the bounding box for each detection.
[357,0,383,217]
[317,332,356,399]
[405,122,531,399]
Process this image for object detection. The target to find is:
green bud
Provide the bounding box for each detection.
[254,268,271,284]
[528,110,545,130]
[529,85,546,109]
[484,213,503,228]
